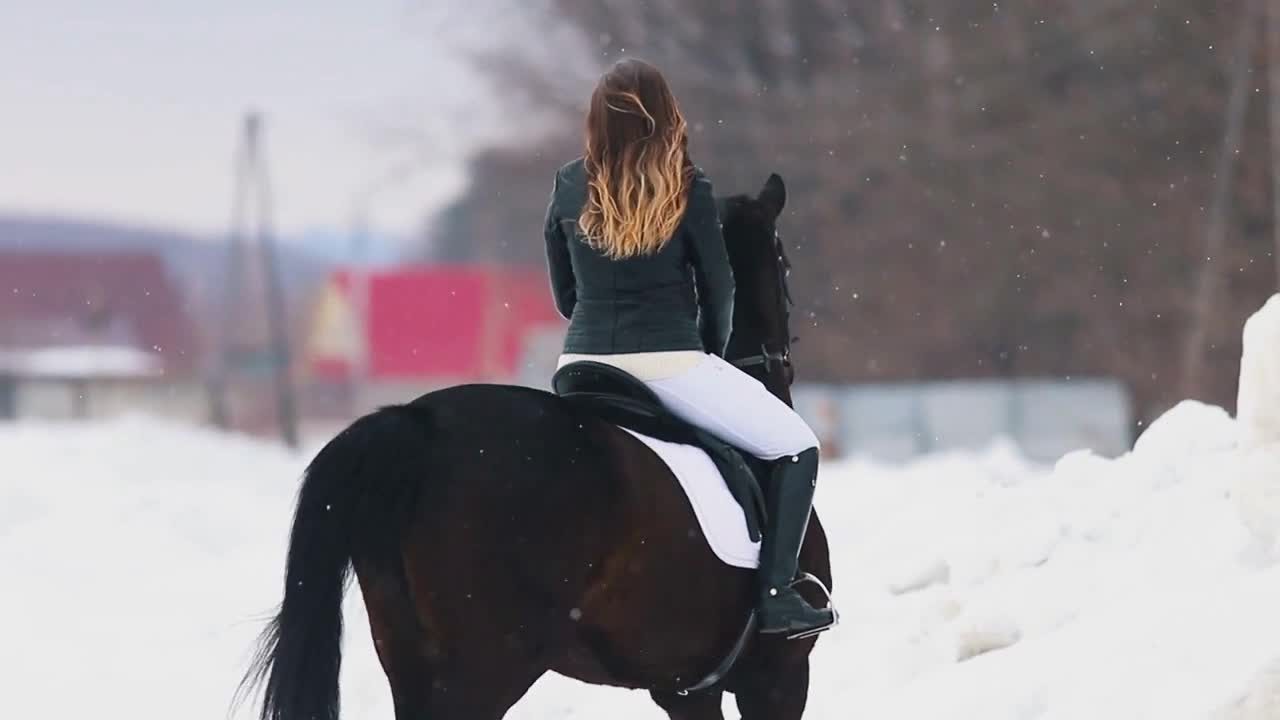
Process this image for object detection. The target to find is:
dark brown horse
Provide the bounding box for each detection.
[240,173,833,720]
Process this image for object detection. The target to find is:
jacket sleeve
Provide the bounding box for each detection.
[687,172,735,356]
[543,171,577,320]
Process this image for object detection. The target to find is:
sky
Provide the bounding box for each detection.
[0,0,534,246]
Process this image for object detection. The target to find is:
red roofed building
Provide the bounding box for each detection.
[0,251,199,373]
[0,251,203,419]
[304,265,565,393]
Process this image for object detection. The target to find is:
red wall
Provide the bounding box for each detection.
[311,266,562,381]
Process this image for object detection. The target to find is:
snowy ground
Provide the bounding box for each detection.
[3,402,1279,719]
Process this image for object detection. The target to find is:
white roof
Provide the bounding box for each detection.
[0,345,164,379]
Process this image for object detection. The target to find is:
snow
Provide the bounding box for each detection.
[0,345,163,378]
[3,398,1279,720]
[1238,293,1280,451]
[1233,294,1280,564]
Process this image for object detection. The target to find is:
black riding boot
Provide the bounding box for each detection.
[757,448,836,638]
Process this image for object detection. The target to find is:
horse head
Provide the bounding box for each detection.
[719,173,797,403]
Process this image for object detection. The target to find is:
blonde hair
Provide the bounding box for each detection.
[579,59,694,259]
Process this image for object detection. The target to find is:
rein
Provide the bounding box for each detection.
[730,230,797,378]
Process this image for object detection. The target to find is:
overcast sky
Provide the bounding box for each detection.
[0,0,532,242]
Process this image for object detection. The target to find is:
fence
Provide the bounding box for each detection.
[793,378,1133,463]
[526,335,1138,464]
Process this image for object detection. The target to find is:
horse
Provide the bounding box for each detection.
[240,173,833,720]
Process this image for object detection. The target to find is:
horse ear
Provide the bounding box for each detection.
[759,173,786,217]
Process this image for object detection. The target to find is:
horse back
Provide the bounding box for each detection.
[388,383,758,688]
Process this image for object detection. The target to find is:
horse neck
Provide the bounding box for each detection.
[766,372,794,408]
[727,247,793,406]
[727,323,794,408]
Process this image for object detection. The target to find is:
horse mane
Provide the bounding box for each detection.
[716,178,795,393]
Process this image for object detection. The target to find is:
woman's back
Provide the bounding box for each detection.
[545,157,733,355]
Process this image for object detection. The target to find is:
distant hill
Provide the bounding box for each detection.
[0,213,337,287]
[0,214,340,351]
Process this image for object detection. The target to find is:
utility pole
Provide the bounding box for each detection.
[1181,3,1258,398]
[208,112,300,448]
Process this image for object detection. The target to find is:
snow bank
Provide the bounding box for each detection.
[3,405,1280,719]
[807,408,1280,720]
[1233,294,1280,563]
[1238,293,1280,450]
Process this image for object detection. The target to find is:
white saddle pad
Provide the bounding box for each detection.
[620,428,761,569]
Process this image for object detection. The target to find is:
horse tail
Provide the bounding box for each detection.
[238,405,431,720]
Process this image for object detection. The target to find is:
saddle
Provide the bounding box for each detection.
[551,361,767,542]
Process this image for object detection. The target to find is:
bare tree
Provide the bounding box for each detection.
[433,0,1277,423]
[1181,2,1258,398]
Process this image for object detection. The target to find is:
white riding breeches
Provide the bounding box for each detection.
[561,352,819,460]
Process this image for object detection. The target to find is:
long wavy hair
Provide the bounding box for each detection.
[579,58,694,259]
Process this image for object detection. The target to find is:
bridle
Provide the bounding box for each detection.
[730,229,796,381]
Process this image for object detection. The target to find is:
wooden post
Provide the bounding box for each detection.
[0,374,14,419]
[70,378,89,419]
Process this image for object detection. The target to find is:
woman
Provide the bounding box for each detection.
[543,58,835,638]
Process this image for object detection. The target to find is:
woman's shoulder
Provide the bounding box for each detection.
[689,164,713,189]
[551,158,587,213]
[556,157,587,184]
[689,166,714,200]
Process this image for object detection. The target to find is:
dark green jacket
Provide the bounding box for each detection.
[543,158,735,356]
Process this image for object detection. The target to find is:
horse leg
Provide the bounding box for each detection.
[650,690,726,720]
[732,656,811,720]
[357,564,437,719]
[424,661,542,720]
[385,661,541,720]
[358,561,544,720]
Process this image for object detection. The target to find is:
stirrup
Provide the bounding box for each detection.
[784,573,839,640]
